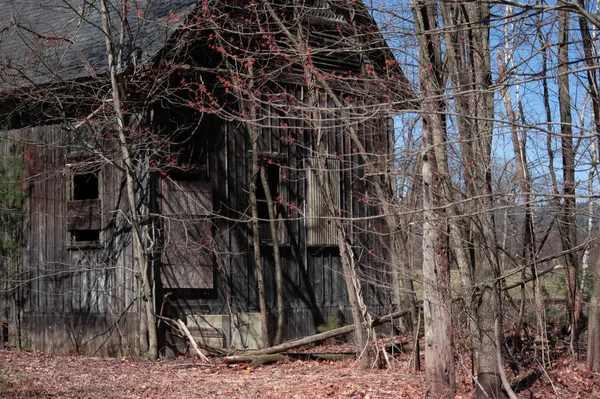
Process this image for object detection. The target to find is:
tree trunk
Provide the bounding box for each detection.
[421,141,455,397]
[247,95,271,349]
[261,3,377,367]
[439,2,511,397]
[229,308,411,357]
[412,2,456,396]
[557,8,581,356]
[217,55,271,349]
[99,0,157,359]
[498,53,546,364]
[259,163,286,345]
[578,0,600,370]
[588,253,600,370]
[313,135,376,368]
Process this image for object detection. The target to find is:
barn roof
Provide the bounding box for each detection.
[0,0,198,89]
[0,0,414,115]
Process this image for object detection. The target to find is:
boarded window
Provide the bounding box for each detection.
[306,157,340,246]
[162,177,211,216]
[161,219,214,289]
[161,175,214,289]
[68,249,108,312]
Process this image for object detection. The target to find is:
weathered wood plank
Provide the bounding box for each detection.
[66,199,102,230]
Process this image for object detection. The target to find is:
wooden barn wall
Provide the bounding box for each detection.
[3,94,394,352]
[0,128,25,347]
[4,125,139,356]
[170,86,394,342]
[353,115,395,314]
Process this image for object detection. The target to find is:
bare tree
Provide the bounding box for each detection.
[557,7,582,357]
[411,1,456,395]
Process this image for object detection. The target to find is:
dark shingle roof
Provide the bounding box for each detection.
[0,0,198,89]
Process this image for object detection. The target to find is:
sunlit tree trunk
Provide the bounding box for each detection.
[557,8,581,356]
[440,2,513,397]
[412,1,456,396]
[578,0,600,371]
[100,0,157,359]
[259,164,285,345]
[498,52,546,365]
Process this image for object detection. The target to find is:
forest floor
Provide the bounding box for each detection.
[0,342,599,398]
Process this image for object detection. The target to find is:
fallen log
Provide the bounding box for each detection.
[223,352,354,366]
[225,308,412,358]
[224,354,288,367]
[286,352,355,361]
[502,264,564,291]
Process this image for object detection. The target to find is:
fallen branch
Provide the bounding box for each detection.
[503,264,564,291]
[156,314,228,356]
[286,352,355,361]
[223,354,288,367]
[177,319,210,363]
[223,352,354,366]
[226,308,412,358]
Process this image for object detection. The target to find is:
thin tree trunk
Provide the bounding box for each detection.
[263,1,376,367]
[249,134,270,348]
[259,164,285,345]
[312,108,376,369]
[538,20,559,369]
[578,0,600,371]
[558,8,581,356]
[578,0,600,297]
[535,17,560,196]
[346,11,417,334]
[215,51,271,349]
[588,253,600,370]
[99,0,157,359]
[246,76,271,348]
[498,53,545,363]
[439,2,510,397]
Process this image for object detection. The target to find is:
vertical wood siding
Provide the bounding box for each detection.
[7,86,393,352]
[6,124,139,355]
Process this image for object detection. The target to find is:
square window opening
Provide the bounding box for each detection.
[73,172,99,200]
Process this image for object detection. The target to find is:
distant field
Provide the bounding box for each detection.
[410,267,572,301]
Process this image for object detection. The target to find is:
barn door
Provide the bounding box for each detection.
[160,175,214,290]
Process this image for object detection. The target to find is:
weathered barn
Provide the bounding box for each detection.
[0,0,410,355]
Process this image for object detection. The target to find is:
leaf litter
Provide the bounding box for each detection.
[0,345,599,398]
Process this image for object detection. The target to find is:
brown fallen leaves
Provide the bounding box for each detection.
[0,346,598,398]
[0,349,423,399]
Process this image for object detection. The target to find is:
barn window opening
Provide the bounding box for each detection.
[73,172,99,200]
[71,229,100,244]
[256,163,280,220]
[255,161,289,245]
[66,160,102,249]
